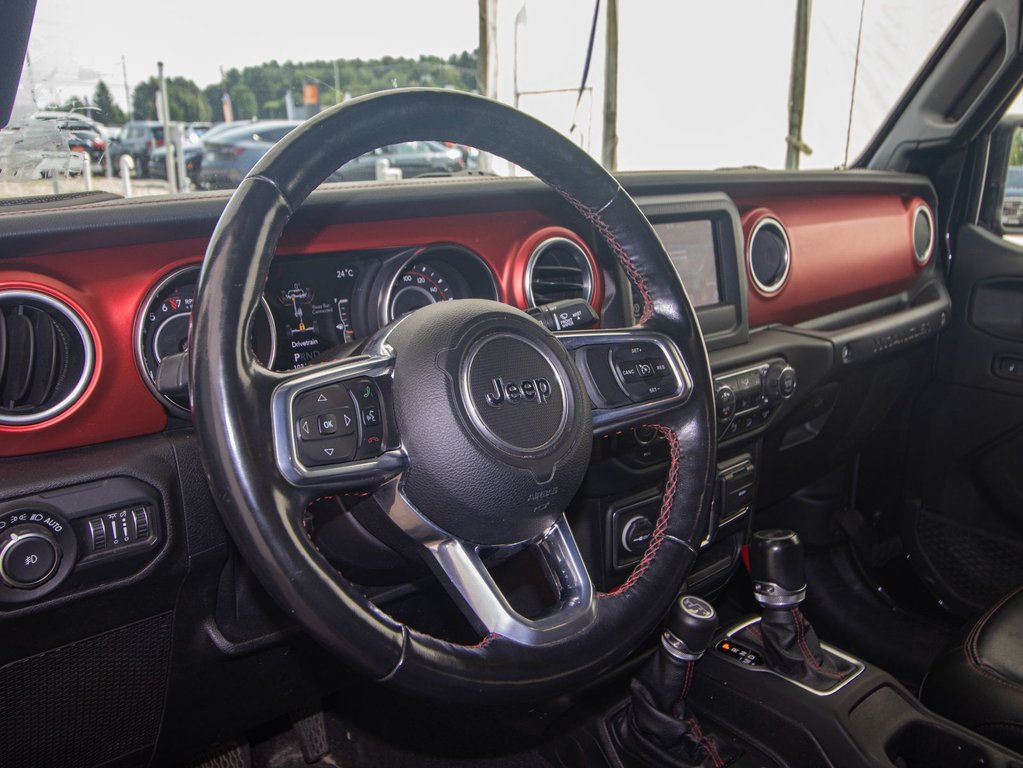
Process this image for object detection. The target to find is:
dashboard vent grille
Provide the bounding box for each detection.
[525,237,594,307]
[913,204,934,265]
[747,217,791,295]
[0,291,94,425]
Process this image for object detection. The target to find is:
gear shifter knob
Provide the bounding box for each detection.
[662,595,718,661]
[750,529,806,607]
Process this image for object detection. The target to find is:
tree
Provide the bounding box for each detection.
[92,81,126,125]
[228,84,258,120]
[1010,127,1023,167]
[131,77,211,122]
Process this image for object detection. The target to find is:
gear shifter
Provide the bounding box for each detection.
[610,595,739,767]
[749,529,846,688]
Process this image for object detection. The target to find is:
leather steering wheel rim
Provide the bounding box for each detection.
[190,88,716,703]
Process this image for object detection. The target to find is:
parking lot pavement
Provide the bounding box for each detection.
[0,175,172,199]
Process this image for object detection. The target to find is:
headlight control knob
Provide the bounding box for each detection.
[0,525,61,589]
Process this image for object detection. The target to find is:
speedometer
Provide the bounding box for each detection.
[382,246,498,324]
[389,262,453,318]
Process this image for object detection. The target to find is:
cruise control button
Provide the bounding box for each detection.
[650,358,670,378]
[617,360,642,382]
[297,434,357,466]
[635,360,655,379]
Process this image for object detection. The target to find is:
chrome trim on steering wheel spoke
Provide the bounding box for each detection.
[270,354,405,487]
[555,330,694,432]
[376,478,596,645]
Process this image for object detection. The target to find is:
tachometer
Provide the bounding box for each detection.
[389,262,453,318]
[135,265,275,415]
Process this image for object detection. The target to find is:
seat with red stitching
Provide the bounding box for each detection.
[189,88,716,703]
[922,585,1023,753]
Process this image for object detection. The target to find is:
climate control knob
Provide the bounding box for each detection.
[0,525,61,589]
[765,363,797,401]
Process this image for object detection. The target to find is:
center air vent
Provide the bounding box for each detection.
[747,217,791,295]
[0,290,94,425]
[525,237,595,307]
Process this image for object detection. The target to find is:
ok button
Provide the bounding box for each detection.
[320,407,355,437]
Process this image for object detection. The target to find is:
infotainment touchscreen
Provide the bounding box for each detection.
[653,219,720,307]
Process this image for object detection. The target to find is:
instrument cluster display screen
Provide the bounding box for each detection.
[265,255,360,370]
[653,219,721,307]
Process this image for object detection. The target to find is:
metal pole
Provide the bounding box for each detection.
[785,0,812,169]
[157,62,178,192]
[122,56,131,121]
[602,0,618,171]
[176,131,188,192]
[477,0,497,173]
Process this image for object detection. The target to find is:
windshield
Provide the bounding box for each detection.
[0,1,966,201]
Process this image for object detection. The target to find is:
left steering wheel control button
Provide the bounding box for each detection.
[295,384,348,416]
[0,527,60,589]
[297,434,357,466]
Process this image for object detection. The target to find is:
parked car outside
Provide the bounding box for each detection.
[329,140,466,181]
[1002,164,1023,226]
[108,120,165,177]
[150,122,235,186]
[197,120,301,189]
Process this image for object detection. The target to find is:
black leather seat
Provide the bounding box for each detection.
[921,585,1023,755]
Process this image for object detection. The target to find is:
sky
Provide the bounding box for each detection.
[19,0,967,171]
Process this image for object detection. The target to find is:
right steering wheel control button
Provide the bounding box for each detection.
[610,342,677,403]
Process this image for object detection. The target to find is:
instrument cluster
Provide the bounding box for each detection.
[135,244,500,413]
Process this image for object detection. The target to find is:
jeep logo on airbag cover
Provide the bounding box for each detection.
[484,376,552,407]
[463,334,569,456]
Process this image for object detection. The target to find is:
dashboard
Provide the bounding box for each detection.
[0,170,954,767]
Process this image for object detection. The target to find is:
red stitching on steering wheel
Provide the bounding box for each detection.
[601,423,679,596]
[551,186,654,325]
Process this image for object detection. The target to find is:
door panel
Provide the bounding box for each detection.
[906,223,1023,615]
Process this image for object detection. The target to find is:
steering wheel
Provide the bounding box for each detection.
[190,89,715,703]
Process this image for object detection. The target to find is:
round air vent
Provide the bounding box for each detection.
[912,204,934,265]
[747,217,791,295]
[525,237,595,307]
[0,290,94,425]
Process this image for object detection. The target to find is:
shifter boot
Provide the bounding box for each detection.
[758,606,847,689]
[610,644,741,767]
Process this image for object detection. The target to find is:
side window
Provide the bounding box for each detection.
[983,91,1023,240]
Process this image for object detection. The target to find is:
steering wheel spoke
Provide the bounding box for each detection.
[266,352,405,490]
[554,329,694,432]
[375,478,595,645]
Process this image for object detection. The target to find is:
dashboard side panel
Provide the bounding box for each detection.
[0,239,210,456]
[737,194,932,327]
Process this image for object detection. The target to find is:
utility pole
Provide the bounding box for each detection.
[157,62,178,192]
[602,0,618,171]
[122,56,131,120]
[478,0,498,173]
[785,0,813,169]
[333,60,341,105]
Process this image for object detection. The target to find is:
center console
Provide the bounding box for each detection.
[594,530,1023,768]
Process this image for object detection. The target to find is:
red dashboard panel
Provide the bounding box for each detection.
[1,210,601,457]
[736,194,932,328]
